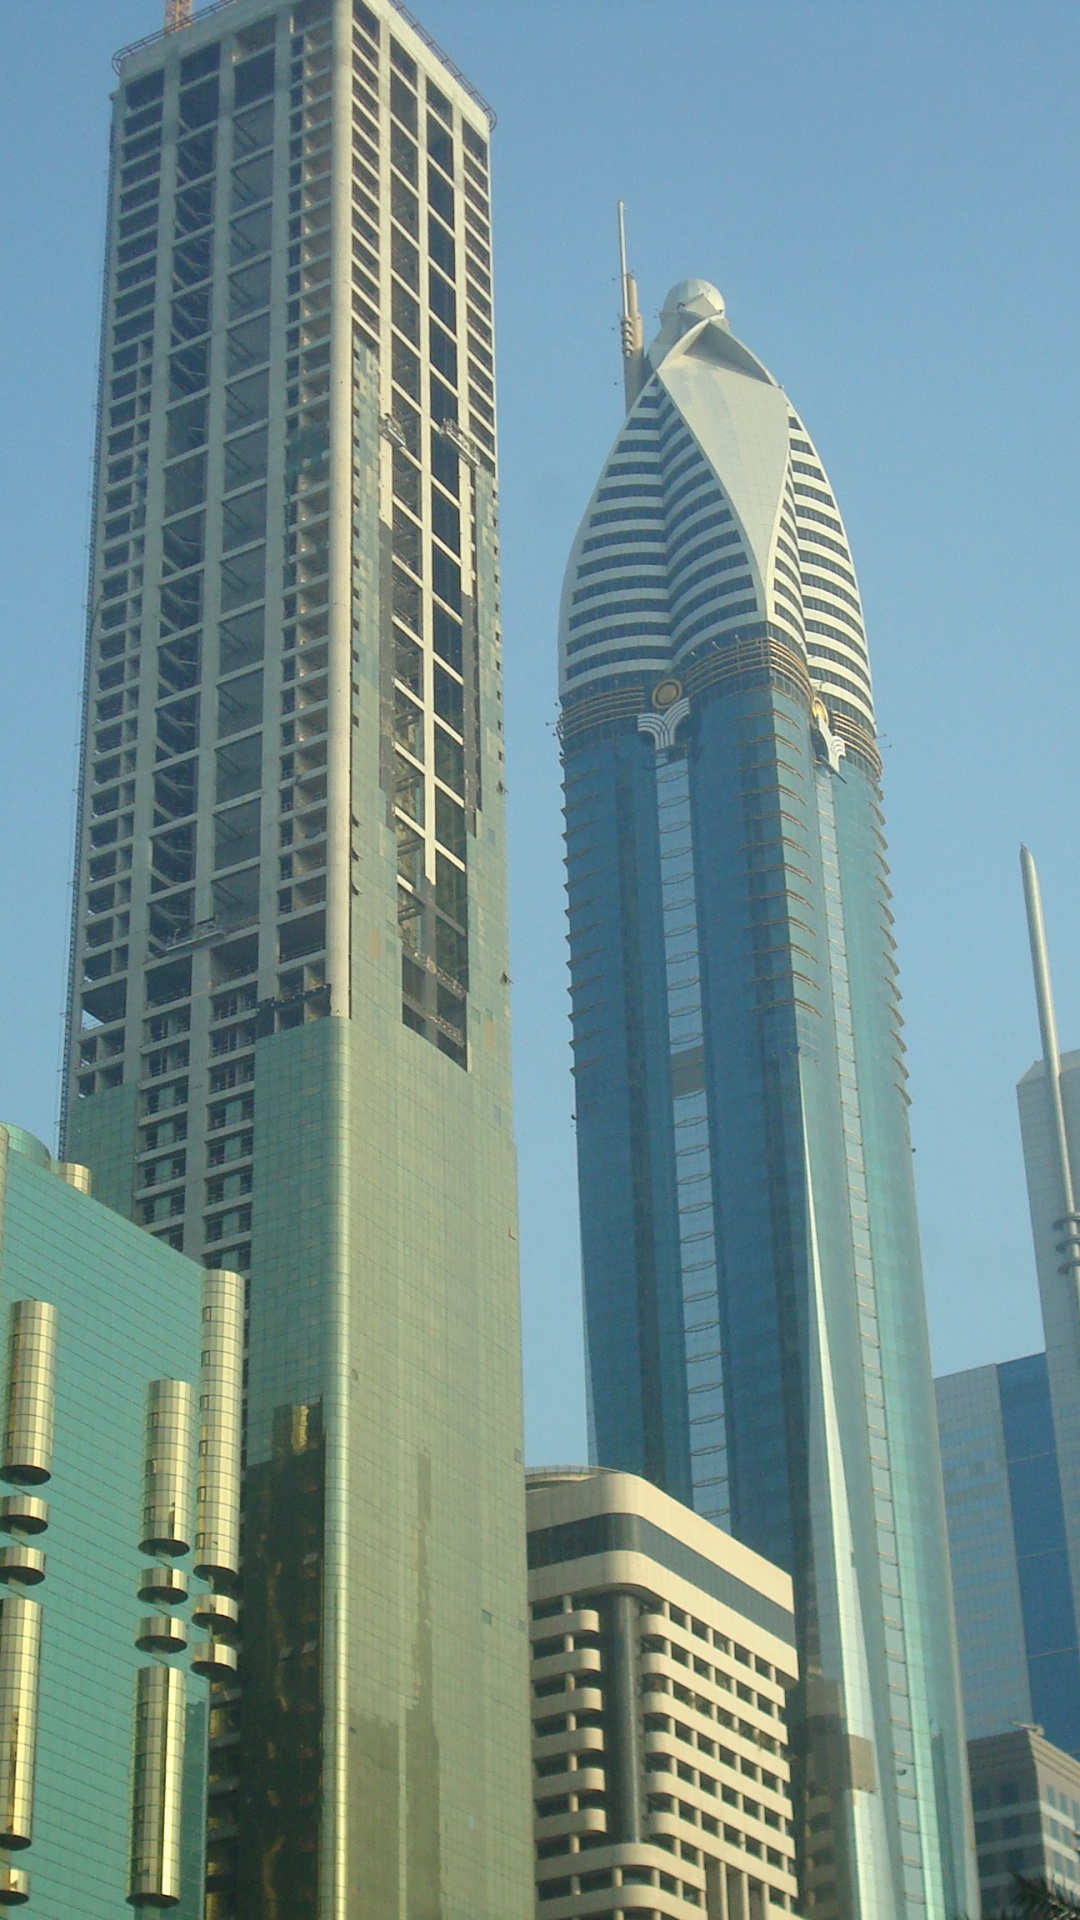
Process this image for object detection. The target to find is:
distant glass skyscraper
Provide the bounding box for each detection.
[934,853,1080,1763]
[61,2,530,1916]
[936,1353,1080,1755]
[559,269,977,1920]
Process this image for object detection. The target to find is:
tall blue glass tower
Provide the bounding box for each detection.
[560,274,977,1920]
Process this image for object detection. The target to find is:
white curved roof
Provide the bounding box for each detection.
[559,292,874,736]
[656,316,790,612]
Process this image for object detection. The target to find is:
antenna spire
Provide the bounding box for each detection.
[165,0,194,32]
[1021,844,1077,1222]
[617,203,645,412]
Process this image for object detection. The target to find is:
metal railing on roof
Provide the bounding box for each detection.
[112,0,497,125]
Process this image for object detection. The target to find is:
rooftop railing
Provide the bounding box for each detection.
[112,0,497,124]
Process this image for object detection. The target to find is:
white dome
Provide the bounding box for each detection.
[659,279,726,326]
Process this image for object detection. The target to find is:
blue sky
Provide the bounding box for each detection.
[1,2,1078,1465]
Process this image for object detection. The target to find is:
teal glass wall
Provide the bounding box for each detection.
[937,1353,1080,1756]
[561,298,977,1920]
[0,1122,209,1917]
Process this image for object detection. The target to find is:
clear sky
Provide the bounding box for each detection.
[2,1,1078,1467]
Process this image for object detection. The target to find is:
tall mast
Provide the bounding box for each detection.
[1021,844,1078,1224]
[165,0,194,32]
[617,202,645,411]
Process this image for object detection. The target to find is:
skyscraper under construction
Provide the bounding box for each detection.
[560,265,977,1920]
[62,1,530,1913]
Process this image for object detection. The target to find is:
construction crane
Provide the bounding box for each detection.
[164,0,193,31]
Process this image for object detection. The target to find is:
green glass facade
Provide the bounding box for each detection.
[62,2,530,1914]
[0,1122,216,1916]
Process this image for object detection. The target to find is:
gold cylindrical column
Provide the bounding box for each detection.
[0,1862,29,1905]
[193,1271,244,1582]
[129,1665,186,1906]
[0,1595,42,1849]
[54,1163,92,1195]
[139,1380,194,1558]
[2,1303,58,1486]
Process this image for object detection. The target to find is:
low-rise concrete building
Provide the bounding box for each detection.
[526,1468,800,1920]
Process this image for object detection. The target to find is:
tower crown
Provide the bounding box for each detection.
[659,279,726,327]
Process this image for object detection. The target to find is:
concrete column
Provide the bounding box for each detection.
[726,1866,749,1920]
[325,0,355,1021]
[705,1855,728,1920]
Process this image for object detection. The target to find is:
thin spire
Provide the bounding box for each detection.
[617,202,645,412]
[1021,844,1077,1219]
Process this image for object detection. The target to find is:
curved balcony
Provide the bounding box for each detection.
[533,1646,602,1683]
[191,1638,239,1680]
[0,1548,45,1587]
[534,1764,606,1798]
[533,1725,606,1764]
[639,1611,670,1638]
[192,1592,240,1638]
[136,1614,188,1654]
[0,1498,47,1537]
[0,1865,29,1906]
[138,1565,188,1605]
[532,1682,603,1720]
[529,1607,600,1645]
[534,1805,608,1841]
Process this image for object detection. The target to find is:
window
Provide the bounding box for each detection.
[392,447,420,515]
[392,175,419,238]
[234,48,275,107]
[162,513,204,573]
[427,116,453,178]
[170,341,209,399]
[394,627,422,694]
[430,323,458,388]
[222,485,267,552]
[228,318,272,380]
[225,427,268,490]
[173,233,213,288]
[390,72,418,134]
[392,505,421,577]
[220,606,264,673]
[216,733,263,803]
[218,669,263,737]
[435,790,465,860]
[432,549,461,612]
[394,687,423,758]
[165,453,207,515]
[430,270,456,331]
[230,258,272,317]
[167,397,208,458]
[431,433,459,497]
[177,129,216,186]
[231,204,273,262]
[233,151,274,209]
[392,226,419,288]
[433,607,462,673]
[428,217,455,277]
[394,756,424,824]
[233,100,275,156]
[179,77,220,132]
[434,664,462,731]
[434,727,464,797]
[432,490,460,553]
[392,281,421,344]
